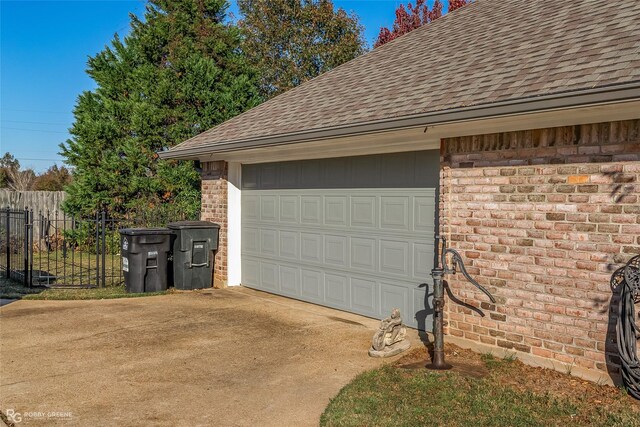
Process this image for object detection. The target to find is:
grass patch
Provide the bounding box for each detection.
[0,278,43,299]
[0,277,170,300]
[321,350,640,427]
[480,352,502,370]
[30,249,123,286]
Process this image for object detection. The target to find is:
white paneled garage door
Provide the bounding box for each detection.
[241,151,439,329]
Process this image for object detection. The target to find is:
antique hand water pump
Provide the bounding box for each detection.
[427,236,496,370]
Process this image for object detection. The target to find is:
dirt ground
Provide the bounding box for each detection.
[396,345,640,412]
[0,287,409,426]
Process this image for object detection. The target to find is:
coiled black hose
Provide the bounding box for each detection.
[612,255,640,400]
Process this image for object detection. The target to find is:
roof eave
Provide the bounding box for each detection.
[159,81,640,160]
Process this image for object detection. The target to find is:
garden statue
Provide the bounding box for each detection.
[368,308,411,358]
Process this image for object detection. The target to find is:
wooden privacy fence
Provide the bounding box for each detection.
[0,190,66,239]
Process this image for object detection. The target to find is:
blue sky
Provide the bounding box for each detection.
[0,0,427,173]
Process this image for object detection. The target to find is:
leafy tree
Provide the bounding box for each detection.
[0,152,20,188]
[33,165,72,191]
[374,0,468,48]
[448,0,469,11]
[238,0,366,98]
[61,0,261,218]
[7,168,35,191]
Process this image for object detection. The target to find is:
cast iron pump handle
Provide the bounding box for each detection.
[428,236,497,370]
[438,236,496,303]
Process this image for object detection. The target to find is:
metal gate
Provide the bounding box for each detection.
[0,207,196,288]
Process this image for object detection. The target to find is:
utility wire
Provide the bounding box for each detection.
[1,119,69,126]
[1,127,68,134]
[2,149,64,154]
[13,157,66,162]
[1,108,69,114]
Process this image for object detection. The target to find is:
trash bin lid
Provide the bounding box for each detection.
[119,227,173,236]
[167,221,221,230]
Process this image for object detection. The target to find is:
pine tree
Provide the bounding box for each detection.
[238,0,366,98]
[61,0,260,218]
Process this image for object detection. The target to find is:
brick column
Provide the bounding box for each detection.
[200,161,228,288]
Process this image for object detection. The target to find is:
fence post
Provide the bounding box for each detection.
[5,208,10,279]
[101,210,106,288]
[23,208,29,287]
[95,210,100,287]
[29,209,34,287]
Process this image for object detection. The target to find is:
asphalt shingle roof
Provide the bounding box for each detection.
[173,0,640,152]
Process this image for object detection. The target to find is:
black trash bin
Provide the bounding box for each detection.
[120,228,172,293]
[168,221,220,290]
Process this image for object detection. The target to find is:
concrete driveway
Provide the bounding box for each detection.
[0,287,411,426]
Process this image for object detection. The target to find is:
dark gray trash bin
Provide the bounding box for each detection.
[168,221,220,290]
[120,228,172,293]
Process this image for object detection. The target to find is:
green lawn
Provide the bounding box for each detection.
[321,351,640,427]
[1,248,172,299]
[0,277,170,300]
[29,249,123,287]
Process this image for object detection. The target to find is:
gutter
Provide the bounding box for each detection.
[159,81,640,160]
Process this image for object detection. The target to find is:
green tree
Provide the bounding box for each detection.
[61,0,261,218]
[238,0,366,98]
[33,165,72,191]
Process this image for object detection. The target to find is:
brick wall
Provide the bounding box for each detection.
[201,161,228,288]
[440,119,640,374]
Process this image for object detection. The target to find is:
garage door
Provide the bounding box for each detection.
[241,151,438,329]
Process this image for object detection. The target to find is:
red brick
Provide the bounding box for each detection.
[543,341,564,352]
[567,175,589,184]
[201,161,229,288]
[532,347,553,358]
[440,120,639,374]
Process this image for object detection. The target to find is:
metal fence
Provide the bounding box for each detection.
[0,207,197,288]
